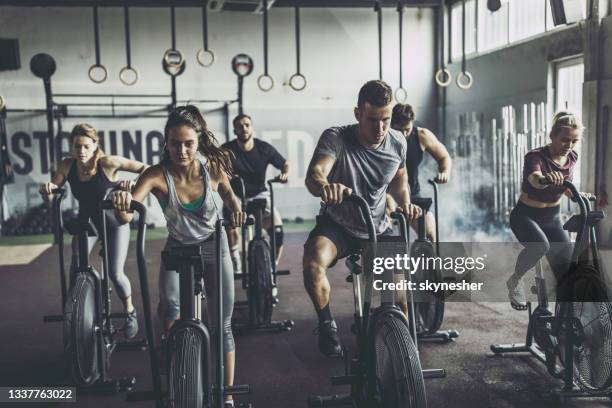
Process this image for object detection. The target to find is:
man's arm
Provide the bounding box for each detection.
[419,128,452,183]
[388,166,411,207]
[305,154,335,197]
[278,160,290,182]
[388,166,421,220]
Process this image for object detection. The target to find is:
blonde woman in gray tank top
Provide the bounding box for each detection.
[111,106,245,408]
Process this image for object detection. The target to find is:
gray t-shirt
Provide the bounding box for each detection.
[314,124,407,238]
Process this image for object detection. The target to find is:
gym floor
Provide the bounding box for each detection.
[1,231,611,408]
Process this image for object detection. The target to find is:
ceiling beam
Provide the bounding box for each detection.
[0,0,441,8]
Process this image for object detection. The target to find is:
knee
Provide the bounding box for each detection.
[267,225,284,247]
[302,253,328,288]
[158,288,180,321]
[533,241,551,256]
[157,300,180,322]
[223,325,235,353]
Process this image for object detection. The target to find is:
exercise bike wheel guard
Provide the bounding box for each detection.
[63,272,101,386]
[410,241,445,335]
[371,312,427,408]
[167,325,208,408]
[247,238,274,325]
[555,269,612,392]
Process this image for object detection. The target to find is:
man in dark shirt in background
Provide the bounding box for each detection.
[222,114,290,276]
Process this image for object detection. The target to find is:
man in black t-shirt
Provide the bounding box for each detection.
[222,114,290,275]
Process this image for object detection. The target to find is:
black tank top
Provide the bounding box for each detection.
[405,126,423,197]
[66,159,116,232]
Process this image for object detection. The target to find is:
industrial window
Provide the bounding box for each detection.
[555,57,584,189]
[450,0,477,60]
[509,0,547,42]
[477,0,509,52]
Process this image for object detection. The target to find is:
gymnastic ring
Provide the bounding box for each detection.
[288,73,307,91]
[119,66,139,86]
[435,68,452,87]
[163,48,185,69]
[196,49,215,67]
[0,95,5,110]
[257,74,274,92]
[456,71,473,90]
[394,87,408,103]
[88,64,108,84]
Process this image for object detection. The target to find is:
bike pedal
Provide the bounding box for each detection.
[510,302,529,311]
[330,375,353,386]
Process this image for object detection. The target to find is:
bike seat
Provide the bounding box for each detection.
[64,218,98,237]
[246,198,267,214]
[563,211,605,232]
[411,197,433,212]
[162,245,204,271]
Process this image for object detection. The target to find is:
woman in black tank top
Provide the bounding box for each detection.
[40,123,148,339]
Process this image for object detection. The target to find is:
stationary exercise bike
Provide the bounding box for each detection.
[407,179,459,342]
[308,195,430,408]
[232,176,294,332]
[43,188,158,395]
[157,218,254,408]
[491,180,612,401]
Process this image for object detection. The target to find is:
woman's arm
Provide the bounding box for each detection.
[111,166,161,224]
[39,158,72,202]
[211,165,246,227]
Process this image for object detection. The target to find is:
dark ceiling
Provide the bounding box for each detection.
[0,0,443,8]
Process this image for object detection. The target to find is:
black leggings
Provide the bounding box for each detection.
[510,202,571,281]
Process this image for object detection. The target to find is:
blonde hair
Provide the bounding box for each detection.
[71,123,105,166]
[550,111,584,137]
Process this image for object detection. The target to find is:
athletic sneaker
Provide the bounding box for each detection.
[124,308,139,339]
[506,277,527,309]
[315,320,343,357]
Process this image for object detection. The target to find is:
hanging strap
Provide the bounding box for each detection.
[124,6,132,69]
[88,6,107,83]
[295,5,301,75]
[119,5,138,85]
[170,4,176,50]
[395,1,407,102]
[164,2,185,71]
[435,0,451,87]
[197,0,215,67]
[202,0,209,51]
[456,0,473,89]
[375,1,382,80]
[461,0,466,74]
[289,3,307,91]
[257,0,274,91]
[93,6,101,66]
[263,0,269,76]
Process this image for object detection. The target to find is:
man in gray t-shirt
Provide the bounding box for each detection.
[303,80,422,357]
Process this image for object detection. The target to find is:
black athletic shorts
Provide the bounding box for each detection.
[306,214,395,262]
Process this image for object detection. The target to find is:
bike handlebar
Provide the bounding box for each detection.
[343,194,377,245]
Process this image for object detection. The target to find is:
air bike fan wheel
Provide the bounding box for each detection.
[63,272,100,386]
[372,313,427,408]
[410,240,444,335]
[248,238,274,325]
[555,269,612,392]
